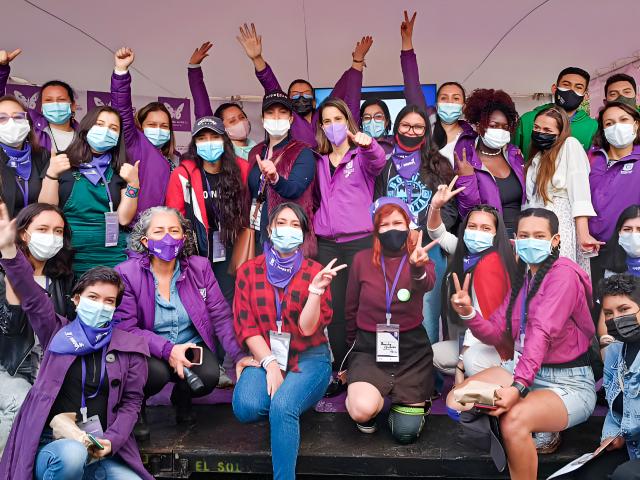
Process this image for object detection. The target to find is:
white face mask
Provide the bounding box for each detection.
[263,118,290,137]
[619,232,640,258]
[0,118,31,147]
[28,232,64,261]
[604,123,637,148]
[481,128,511,150]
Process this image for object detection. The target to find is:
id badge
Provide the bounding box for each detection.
[104,211,119,247]
[76,414,104,438]
[513,333,525,368]
[269,330,291,371]
[249,199,263,231]
[211,231,226,263]
[376,323,400,363]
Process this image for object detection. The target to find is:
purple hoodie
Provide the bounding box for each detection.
[110,71,171,216]
[454,129,526,217]
[589,145,640,242]
[0,250,153,480]
[255,63,362,147]
[467,257,594,387]
[0,64,78,152]
[114,254,244,363]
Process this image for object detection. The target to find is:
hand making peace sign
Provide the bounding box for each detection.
[311,258,348,291]
[409,230,439,267]
[431,175,466,210]
[450,272,474,317]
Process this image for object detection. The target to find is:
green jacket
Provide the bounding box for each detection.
[514,103,598,160]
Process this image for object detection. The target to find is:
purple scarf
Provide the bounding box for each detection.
[78,153,112,185]
[391,146,421,180]
[463,253,483,272]
[264,243,303,289]
[48,318,112,355]
[627,256,640,278]
[1,143,32,180]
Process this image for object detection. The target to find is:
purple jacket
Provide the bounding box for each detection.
[400,49,427,110]
[110,71,171,215]
[454,129,526,217]
[589,145,640,242]
[467,257,594,388]
[114,254,244,363]
[255,63,362,147]
[0,250,152,480]
[188,66,214,119]
[313,139,386,242]
[0,64,78,152]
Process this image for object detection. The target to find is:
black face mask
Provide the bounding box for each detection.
[291,96,314,116]
[378,229,409,252]
[396,133,425,149]
[606,311,640,343]
[531,131,558,151]
[554,88,584,112]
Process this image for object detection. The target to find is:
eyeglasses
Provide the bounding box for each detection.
[398,122,426,135]
[362,113,386,122]
[0,112,28,125]
[290,93,313,100]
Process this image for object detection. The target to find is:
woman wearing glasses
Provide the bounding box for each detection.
[0,96,50,218]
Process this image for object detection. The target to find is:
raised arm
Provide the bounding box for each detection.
[400,11,426,110]
[111,47,139,149]
[350,132,386,178]
[237,23,271,87]
[0,49,21,95]
[187,42,214,119]
[117,160,140,226]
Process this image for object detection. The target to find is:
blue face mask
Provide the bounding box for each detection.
[271,226,304,254]
[362,119,386,138]
[436,103,463,125]
[86,125,119,153]
[144,127,171,147]
[196,140,224,163]
[76,296,115,328]
[463,229,495,254]
[42,102,72,125]
[515,238,554,265]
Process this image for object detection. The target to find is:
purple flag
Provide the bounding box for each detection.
[87,90,112,109]
[7,84,41,111]
[158,96,191,132]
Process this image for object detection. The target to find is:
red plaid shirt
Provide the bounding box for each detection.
[234,255,332,371]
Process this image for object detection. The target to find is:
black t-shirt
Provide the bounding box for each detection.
[201,170,222,255]
[613,342,640,415]
[495,169,522,234]
[48,350,109,431]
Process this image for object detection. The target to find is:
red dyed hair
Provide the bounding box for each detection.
[371,204,417,267]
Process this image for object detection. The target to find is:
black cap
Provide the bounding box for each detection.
[262,90,293,113]
[192,116,225,137]
[459,411,507,472]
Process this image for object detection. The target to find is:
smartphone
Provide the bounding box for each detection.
[87,433,104,450]
[185,346,203,365]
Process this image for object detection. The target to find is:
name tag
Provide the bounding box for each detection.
[104,211,119,247]
[376,323,400,363]
[250,199,263,231]
[269,330,291,371]
[211,231,226,263]
[77,414,104,438]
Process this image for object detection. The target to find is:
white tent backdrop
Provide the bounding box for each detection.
[3,0,640,149]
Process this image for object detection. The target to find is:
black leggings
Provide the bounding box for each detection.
[144,343,220,400]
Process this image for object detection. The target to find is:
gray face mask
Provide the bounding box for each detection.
[612,95,637,108]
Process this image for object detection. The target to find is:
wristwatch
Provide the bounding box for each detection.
[511,381,529,398]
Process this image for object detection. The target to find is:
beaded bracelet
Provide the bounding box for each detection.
[125,185,140,198]
[260,354,277,370]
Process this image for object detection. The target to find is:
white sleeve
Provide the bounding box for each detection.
[563,137,596,218]
[427,222,458,254]
[463,328,481,347]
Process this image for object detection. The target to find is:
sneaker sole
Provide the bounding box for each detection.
[356,424,378,434]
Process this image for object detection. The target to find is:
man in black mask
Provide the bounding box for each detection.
[514,66,597,159]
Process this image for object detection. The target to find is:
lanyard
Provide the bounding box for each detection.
[519,274,531,337]
[80,347,107,423]
[273,286,288,334]
[14,176,28,208]
[381,254,407,325]
[97,171,114,212]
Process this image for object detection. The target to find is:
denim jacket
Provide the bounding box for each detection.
[602,342,640,459]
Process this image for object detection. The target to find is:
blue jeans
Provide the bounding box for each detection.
[35,438,141,480]
[232,344,332,480]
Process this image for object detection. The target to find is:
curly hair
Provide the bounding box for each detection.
[128,206,198,259]
[599,273,640,305]
[463,89,519,133]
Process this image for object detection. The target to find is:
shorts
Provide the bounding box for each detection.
[502,360,596,429]
[347,326,434,404]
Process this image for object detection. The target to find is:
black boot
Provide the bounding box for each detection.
[171,384,197,426]
[134,400,150,442]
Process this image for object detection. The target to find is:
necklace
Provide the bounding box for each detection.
[479,149,501,156]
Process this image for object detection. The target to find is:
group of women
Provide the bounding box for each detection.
[0,8,638,480]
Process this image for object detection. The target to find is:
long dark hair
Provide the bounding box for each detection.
[0,95,42,153]
[359,98,391,136]
[15,203,73,279]
[602,205,640,274]
[65,106,129,170]
[594,101,640,151]
[136,102,176,158]
[432,82,466,149]
[182,133,246,245]
[505,208,561,330]
[393,104,454,189]
[267,202,310,238]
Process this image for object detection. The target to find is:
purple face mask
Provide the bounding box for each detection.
[323,123,348,146]
[146,233,184,261]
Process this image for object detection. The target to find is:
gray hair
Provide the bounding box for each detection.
[128,206,198,258]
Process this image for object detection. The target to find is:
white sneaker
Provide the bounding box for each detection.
[217,366,234,389]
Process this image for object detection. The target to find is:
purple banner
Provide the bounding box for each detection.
[158,96,191,132]
[86,90,112,109]
[7,84,41,110]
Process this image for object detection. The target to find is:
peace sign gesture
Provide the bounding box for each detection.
[431,175,465,210]
[409,230,438,267]
[400,10,417,50]
[256,154,278,184]
[311,258,348,291]
[0,203,17,258]
[454,147,474,177]
[450,273,474,317]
